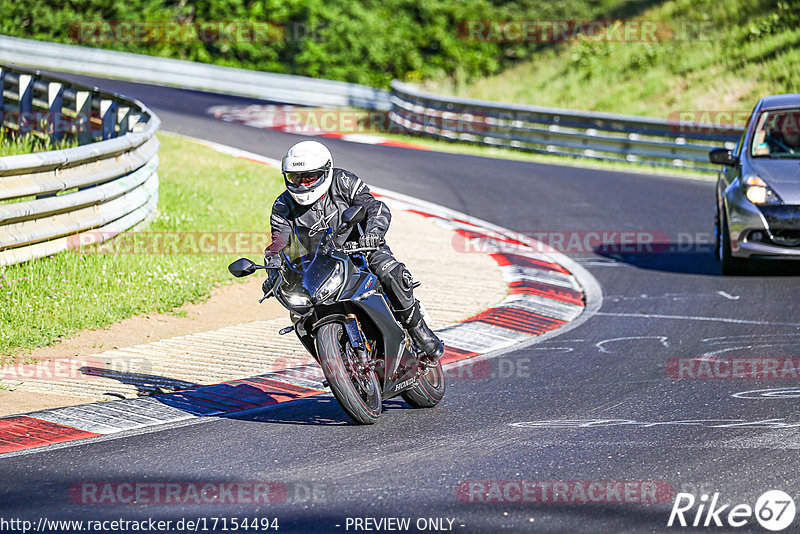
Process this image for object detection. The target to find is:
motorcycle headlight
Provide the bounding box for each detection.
[743,175,782,205]
[279,288,311,307]
[315,262,344,301]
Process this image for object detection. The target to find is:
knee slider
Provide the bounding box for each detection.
[383,262,413,290]
[381,262,415,309]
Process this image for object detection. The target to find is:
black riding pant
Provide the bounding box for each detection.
[367,246,415,312]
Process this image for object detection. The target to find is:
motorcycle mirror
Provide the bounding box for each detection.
[228,258,257,277]
[342,205,366,226]
[338,205,366,233]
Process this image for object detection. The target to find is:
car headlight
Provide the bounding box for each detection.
[316,262,344,301]
[281,290,311,307]
[743,175,782,205]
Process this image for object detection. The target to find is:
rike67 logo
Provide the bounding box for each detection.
[668,490,796,531]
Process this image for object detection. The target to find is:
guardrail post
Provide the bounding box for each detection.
[117,105,131,134]
[17,74,33,135]
[74,90,92,145]
[127,112,142,132]
[47,82,64,144]
[100,98,117,140]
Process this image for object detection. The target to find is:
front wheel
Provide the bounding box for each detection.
[719,209,749,275]
[316,322,382,424]
[401,360,445,408]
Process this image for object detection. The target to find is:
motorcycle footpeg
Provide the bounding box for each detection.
[418,355,440,371]
[278,325,294,335]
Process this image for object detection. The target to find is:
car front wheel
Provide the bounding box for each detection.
[719,208,749,275]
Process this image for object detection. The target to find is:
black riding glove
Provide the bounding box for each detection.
[263,251,282,269]
[359,233,383,248]
[262,268,280,295]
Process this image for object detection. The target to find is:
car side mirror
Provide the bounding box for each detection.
[228,258,258,277]
[338,205,366,232]
[709,148,737,166]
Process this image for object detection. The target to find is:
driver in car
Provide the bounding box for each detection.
[262,140,444,364]
[754,111,800,155]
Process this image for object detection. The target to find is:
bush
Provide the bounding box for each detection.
[0,0,637,88]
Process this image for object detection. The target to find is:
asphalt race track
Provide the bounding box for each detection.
[2,74,800,533]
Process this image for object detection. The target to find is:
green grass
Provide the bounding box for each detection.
[0,131,79,157]
[0,133,284,363]
[423,0,800,120]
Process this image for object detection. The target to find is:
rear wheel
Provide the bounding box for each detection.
[719,209,749,275]
[316,322,381,424]
[401,360,445,408]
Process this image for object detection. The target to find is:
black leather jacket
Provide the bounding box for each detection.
[265,168,391,258]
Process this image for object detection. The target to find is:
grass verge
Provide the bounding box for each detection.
[0,133,283,363]
[423,0,799,120]
[0,131,78,157]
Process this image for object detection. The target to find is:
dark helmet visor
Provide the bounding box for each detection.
[284,169,325,187]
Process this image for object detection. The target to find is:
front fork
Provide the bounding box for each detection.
[343,314,381,375]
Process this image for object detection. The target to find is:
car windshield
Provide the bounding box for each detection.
[751,108,800,158]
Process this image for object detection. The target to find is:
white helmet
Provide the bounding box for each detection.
[281,141,333,205]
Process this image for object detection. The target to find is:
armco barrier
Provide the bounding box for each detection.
[0,64,160,267]
[389,81,743,172]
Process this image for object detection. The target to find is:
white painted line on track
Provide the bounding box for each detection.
[596,312,800,327]
[437,322,531,353]
[499,265,580,290]
[498,293,584,322]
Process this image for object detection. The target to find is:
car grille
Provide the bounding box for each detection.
[757,206,800,246]
[770,230,800,246]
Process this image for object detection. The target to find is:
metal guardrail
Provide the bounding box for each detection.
[0,64,160,267]
[0,34,391,110]
[389,81,742,172]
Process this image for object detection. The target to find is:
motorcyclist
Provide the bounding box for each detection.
[263,140,444,364]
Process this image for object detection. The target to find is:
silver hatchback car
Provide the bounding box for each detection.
[710,94,800,275]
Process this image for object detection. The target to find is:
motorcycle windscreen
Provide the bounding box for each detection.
[282,225,341,298]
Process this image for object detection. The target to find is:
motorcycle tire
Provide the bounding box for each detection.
[316,322,382,424]
[401,359,445,408]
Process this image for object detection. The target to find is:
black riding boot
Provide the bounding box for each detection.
[397,300,444,364]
